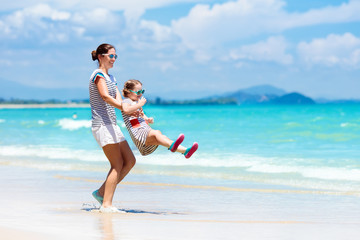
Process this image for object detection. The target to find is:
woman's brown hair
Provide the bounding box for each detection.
[91,43,115,61]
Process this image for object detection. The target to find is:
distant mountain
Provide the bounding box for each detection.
[150,85,317,105]
[219,85,285,104]
[226,91,277,104]
[2,80,357,105]
[198,85,316,105]
[237,85,287,96]
[271,92,315,105]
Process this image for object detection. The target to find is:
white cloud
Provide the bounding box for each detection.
[3,0,360,48]
[12,4,70,22]
[0,4,72,41]
[172,0,360,52]
[139,20,174,43]
[292,0,360,26]
[0,0,202,24]
[229,36,293,65]
[297,33,360,68]
[194,50,212,63]
[72,8,123,34]
[172,0,286,49]
[0,4,125,43]
[149,61,178,72]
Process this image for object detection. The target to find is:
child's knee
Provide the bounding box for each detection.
[154,130,162,136]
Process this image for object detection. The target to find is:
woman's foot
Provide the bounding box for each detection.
[169,134,185,152]
[99,206,125,213]
[92,190,103,205]
[184,142,198,159]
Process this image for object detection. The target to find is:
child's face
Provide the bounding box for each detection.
[129,83,144,101]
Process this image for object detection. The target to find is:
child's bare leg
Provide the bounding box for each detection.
[145,130,187,153]
[174,145,187,154]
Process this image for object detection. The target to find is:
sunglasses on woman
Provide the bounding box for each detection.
[129,89,145,95]
[102,54,118,59]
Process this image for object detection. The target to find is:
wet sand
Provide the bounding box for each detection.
[0,164,359,240]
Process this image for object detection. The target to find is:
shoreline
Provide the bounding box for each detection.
[0,103,90,109]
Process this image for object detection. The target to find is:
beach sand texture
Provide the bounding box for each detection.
[0,165,359,240]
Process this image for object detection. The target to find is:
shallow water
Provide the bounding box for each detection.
[0,104,359,192]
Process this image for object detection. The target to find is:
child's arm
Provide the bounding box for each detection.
[122,98,147,115]
[142,111,154,124]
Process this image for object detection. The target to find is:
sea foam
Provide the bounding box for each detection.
[58,118,91,130]
[0,145,106,162]
[1,144,359,184]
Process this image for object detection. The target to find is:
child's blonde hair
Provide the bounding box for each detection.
[122,79,142,97]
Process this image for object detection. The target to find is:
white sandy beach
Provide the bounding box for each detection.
[0,164,359,240]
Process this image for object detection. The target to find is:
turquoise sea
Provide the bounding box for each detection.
[0,104,359,193]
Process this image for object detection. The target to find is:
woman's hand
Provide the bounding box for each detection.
[130,109,142,118]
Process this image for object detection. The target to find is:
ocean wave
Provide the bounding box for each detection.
[246,163,360,181]
[56,118,125,130]
[0,145,106,162]
[1,145,359,191]
[1,144,359,182]
[340,122,358,128]
[311,117,324,122]
[137,152,256,168]
[58,118,92,130]
[138,152,360,182]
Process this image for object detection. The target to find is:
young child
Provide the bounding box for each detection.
[121,79,198,158]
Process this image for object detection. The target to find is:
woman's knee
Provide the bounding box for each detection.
[119,141,136,168]
[111,161,124,172]
[130,157,136,168]
[123,155,136,170]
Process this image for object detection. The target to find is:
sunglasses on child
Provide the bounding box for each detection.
[129,89,145,95]
[102,53,118,59]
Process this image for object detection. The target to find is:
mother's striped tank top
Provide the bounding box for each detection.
[89,69,118,128]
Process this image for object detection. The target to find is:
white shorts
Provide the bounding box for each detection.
[92,124,126,148]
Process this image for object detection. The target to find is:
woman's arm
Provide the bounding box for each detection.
[96,77,123,110]
[115,86,122,103]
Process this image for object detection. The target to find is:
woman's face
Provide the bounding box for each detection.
[99,48,117,70]
[129,83,144,101]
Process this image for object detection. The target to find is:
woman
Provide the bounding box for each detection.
[89,43,136,213]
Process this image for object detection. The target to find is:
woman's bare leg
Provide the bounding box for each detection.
[98,143,123,208]
[117,141,136,183]
[145,130,187,153]
[97,141,136,206]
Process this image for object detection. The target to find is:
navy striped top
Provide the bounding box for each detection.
[89,69,118,128]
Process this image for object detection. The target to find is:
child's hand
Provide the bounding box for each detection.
[147,117,154,124]
[138,97,147,107]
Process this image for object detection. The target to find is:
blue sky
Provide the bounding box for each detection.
[1,0,360,100]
